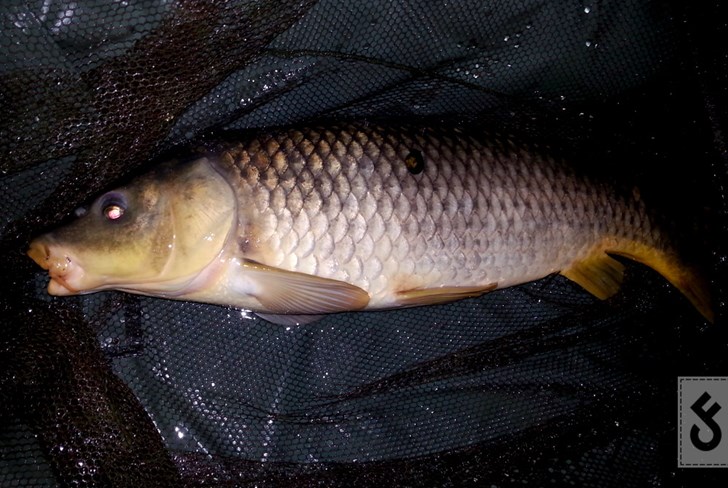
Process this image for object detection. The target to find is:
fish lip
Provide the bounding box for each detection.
[48,258,87,295]
[48,275,81,295]
[27,238,86,295]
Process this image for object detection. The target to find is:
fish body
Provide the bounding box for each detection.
[27,124,712,324]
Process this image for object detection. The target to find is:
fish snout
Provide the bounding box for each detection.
[27,239,82,295]
[27,240,51,270]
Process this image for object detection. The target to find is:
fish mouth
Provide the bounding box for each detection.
[27,240,85,296]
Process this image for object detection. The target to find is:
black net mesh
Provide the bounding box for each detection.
[1,1,727,486]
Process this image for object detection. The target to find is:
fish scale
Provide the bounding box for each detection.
[27,123,713,323]
[216,124,626,306]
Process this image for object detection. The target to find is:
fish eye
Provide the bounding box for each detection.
[100,193,127,221]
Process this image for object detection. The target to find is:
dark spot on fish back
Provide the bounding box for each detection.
[405,149,425,175]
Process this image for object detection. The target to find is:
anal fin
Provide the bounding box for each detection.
[394,283,497,308]
[560,252,626,300]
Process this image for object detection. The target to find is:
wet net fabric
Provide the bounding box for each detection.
[1,1,727,487]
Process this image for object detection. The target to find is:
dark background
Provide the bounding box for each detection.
[1,1,726,486]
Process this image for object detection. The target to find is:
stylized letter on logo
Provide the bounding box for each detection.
[690,391,722,452]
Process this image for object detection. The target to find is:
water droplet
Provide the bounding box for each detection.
[585,40,592,47]
[584,6,591,13]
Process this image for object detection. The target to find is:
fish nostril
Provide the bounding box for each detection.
[47,259,69,277]
[26,241,75,275]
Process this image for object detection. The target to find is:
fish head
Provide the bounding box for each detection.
[27,158,236,297]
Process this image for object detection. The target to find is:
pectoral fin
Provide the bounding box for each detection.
[393,283,498,308]
[560,252,626,299]
[243,260,370,314]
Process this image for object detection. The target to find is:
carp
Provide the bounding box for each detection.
[27,124,713,324]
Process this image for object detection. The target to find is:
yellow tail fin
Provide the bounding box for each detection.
[561,240,714,323]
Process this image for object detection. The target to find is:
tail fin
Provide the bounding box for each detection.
[609,244,714,323]
[561,240,714,323]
